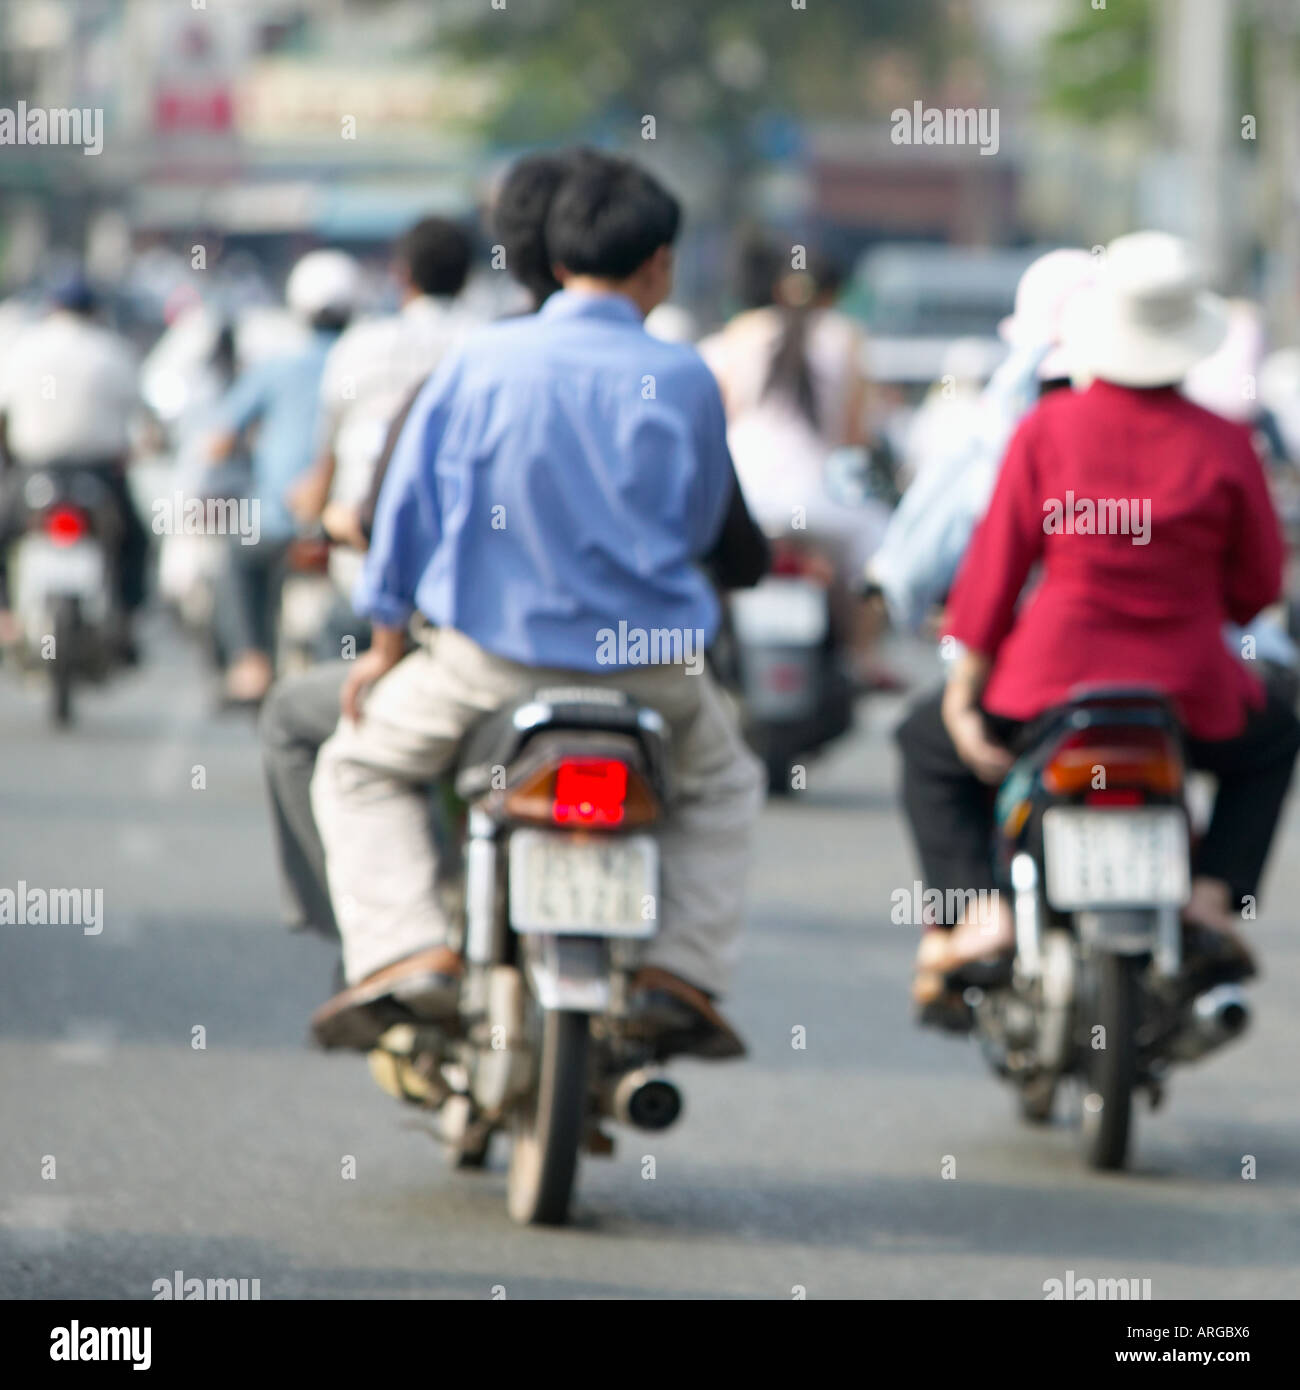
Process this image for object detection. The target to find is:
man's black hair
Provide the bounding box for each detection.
[492,152,572,307]
[544,153,681,282]
[397,216,473,298]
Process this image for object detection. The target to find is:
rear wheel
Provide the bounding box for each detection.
[1080,953,1142,1170]
[50,596,78,727]
[506,1008,589,1225]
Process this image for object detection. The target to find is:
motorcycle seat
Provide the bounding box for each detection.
[454,686,670,801]
[1005,686,1185,773]
[1063,682,1178,710]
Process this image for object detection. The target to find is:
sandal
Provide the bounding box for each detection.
[912,965,974,1032]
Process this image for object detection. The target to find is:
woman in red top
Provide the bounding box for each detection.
[896,233,1300,1016]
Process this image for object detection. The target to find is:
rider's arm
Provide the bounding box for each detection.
[702,467,769,589]
[295,337,352,522]
[941,648,1013,783]
[687,364,747,563]
[1223,424,1285,626]
[207,363,268,464]
[841,321,870,449]
[288,452,336,524]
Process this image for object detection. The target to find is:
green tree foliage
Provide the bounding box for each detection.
[442,0,949,147]
[1040,0,1154,123]
[1040,0,1262,128]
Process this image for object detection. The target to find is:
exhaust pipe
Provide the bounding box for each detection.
[610,1069,682,1131]
[1168,985,1251,1062]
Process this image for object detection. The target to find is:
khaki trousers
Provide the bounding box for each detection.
[310,626,765,993]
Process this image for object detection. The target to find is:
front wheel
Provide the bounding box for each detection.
[764,751,796,797]
[506,1008,590,1225]
[1079,952,1142,1170]
[1018,1073,1057,1125]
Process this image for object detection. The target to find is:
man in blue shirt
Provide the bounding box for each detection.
[309,153,767,1058]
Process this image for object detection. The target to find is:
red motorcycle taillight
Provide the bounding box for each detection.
[45,505,89,546]
[1043,726,1182,796]
[769,542,807,577]
[1084,787,1146,806]
[502,756,659,829]
[765,662,808,693]
[552,758,628,827]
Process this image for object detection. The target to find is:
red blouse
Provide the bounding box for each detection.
[945,380,1283,740]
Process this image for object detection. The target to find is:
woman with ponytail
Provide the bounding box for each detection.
[699,242,890,678]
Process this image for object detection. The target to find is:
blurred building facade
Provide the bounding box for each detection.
[0,0,1296,338]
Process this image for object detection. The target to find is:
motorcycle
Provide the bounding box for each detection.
[963,685,1250,1170]
[276,531,338,675]
[722,443,898,794]
[724,536,854,794]
[6,467,126,726]
[366,686,683,1226]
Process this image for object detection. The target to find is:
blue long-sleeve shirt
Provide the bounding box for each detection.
[218,328,338,541]
[356,290,736,670]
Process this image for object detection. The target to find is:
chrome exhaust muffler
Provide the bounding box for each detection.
[610,1069,683,1131]
[1168,985,1251,1062]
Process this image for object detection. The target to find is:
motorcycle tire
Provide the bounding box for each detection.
[764,752,795,797]
[50,595,78,728]
[1080,952,1141,1170]
[506,1008,589,1225]
[1018,1073,1057,1124]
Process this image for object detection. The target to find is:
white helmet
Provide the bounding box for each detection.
[286,249,361,321]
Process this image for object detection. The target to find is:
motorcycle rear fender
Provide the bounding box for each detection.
[1075,909,1159,955]
[1074,906,1181,971]
[521,933,611,1013]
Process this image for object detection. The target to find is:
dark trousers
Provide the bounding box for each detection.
[895,684,1300,923]
[259,661,349,939]
[98,464,148,612]
[214,535,290,660]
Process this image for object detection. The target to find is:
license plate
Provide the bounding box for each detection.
[740,647,816,720]
[1042,807,1189,909]
[16,538,104,598]
[509,830,658,937]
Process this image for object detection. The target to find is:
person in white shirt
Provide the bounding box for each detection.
[288,217,478,649]
[0,278,140,466]
[0,274,147,644]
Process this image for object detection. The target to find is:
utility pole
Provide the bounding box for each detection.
[1255,0,1300,343]
[1179,0,1233,285]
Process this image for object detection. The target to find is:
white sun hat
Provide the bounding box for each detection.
[998,247,1097,380]
[1061,231,1228,388]
[286,249,362,320]
[1182,298,1266,422]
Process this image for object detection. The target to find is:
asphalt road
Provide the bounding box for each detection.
[1,620,1297,1300]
